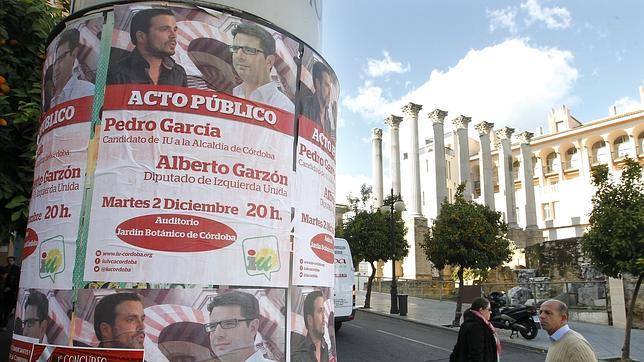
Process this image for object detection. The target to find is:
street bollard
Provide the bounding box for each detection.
[398,294,409,316]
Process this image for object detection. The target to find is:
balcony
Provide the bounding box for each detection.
[562,160,579,171]
[589,155,609,166]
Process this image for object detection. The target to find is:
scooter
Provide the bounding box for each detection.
[486,291,540,340]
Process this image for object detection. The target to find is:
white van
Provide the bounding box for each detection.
[333,238,355,331]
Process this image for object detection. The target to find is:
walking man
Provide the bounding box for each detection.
[539,299,597,362]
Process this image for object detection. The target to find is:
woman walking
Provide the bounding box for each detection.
[449,297,501,362]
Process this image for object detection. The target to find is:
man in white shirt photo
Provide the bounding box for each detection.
[205,291,274,362]
[230,23,294,113]
[50,28,95,108]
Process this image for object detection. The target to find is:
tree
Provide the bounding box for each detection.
[581,158,643,361]
[342,185,408,308]
[422,184,511,326]
[0,0,64,244]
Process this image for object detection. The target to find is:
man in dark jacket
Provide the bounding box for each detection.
[291,290,329,362]
[108,8,187,86]
[450,297,499,362]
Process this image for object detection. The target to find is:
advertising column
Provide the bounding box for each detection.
[11,2,338,361]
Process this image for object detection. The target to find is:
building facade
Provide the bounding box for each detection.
[374,88,644,279]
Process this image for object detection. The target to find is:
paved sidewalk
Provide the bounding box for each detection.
[356,290,644,360]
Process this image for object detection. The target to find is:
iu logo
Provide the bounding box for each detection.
[39,235,65,282]
[243,236,280,280]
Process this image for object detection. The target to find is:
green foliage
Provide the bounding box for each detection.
[525,237,587,279]
[422,184,512,272]
[581,159,644,278]
[582,158,644,361]
[0,0,63,243]
[342,185,408,267]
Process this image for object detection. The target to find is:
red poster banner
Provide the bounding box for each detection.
[31,345,143,361]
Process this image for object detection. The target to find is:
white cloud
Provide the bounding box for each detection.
[366,51,410,77]
[487,7,518,34]
[342,81,396,120]
[343,39,579,133]
[611,97,642,114]
[521,0,571,29]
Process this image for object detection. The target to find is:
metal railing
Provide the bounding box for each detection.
[354,275,607,310]
[355,275,458,301]
[479,280,607,310]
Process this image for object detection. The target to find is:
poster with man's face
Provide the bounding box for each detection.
[73,287,286,361]
[84,4,302,287]
[13,289,72,345]
[42,16,101,111]
[22,15,103,292]
[298,48,339,139]
[290,287,336,362]
[106,4,298,114]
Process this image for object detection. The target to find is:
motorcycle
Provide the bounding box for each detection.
[485,291,540,340]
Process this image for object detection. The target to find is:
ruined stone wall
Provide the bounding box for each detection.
[623,274,644,329]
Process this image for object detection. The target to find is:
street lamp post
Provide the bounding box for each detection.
[381,188,405,314]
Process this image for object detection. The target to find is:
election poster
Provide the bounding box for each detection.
[20,15,103,290]
[72,287,285,361]
[289,286,336,362]
[292,48,339,287]
[82,4,299,287]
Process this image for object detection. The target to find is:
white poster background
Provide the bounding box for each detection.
[20,111,90,290]
[292,118,336,287]
[84,96,293,287]
[20,13,102,289]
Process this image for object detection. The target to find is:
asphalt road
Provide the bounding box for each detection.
[336,310,547,362]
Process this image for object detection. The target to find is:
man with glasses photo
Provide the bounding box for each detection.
[21,290,49,343]
[205,291,274,362]
[108,8,187,87]
[230,23,294,113]
[50,28,95,108]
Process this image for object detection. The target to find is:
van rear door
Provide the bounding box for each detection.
[334,238,355,331]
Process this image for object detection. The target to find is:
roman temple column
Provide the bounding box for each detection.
[402,103,423,216]
[429,109,448,213]
[452,115,472,200]
[372,128,384,207]
[496,127,518,227]
[517,131,538,229]
[474,121,495,209]
[384,115,403,196]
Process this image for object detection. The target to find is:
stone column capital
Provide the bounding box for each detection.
[372,128,383,140]
[428,109,448,124]
[384,115,403,128]
[402,102,423,118]
[517,131,534,144]
[474,121,494,136]
[495,126,515,140]
[452,115,472,129]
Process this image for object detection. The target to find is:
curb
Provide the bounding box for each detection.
[355,308,548,354]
